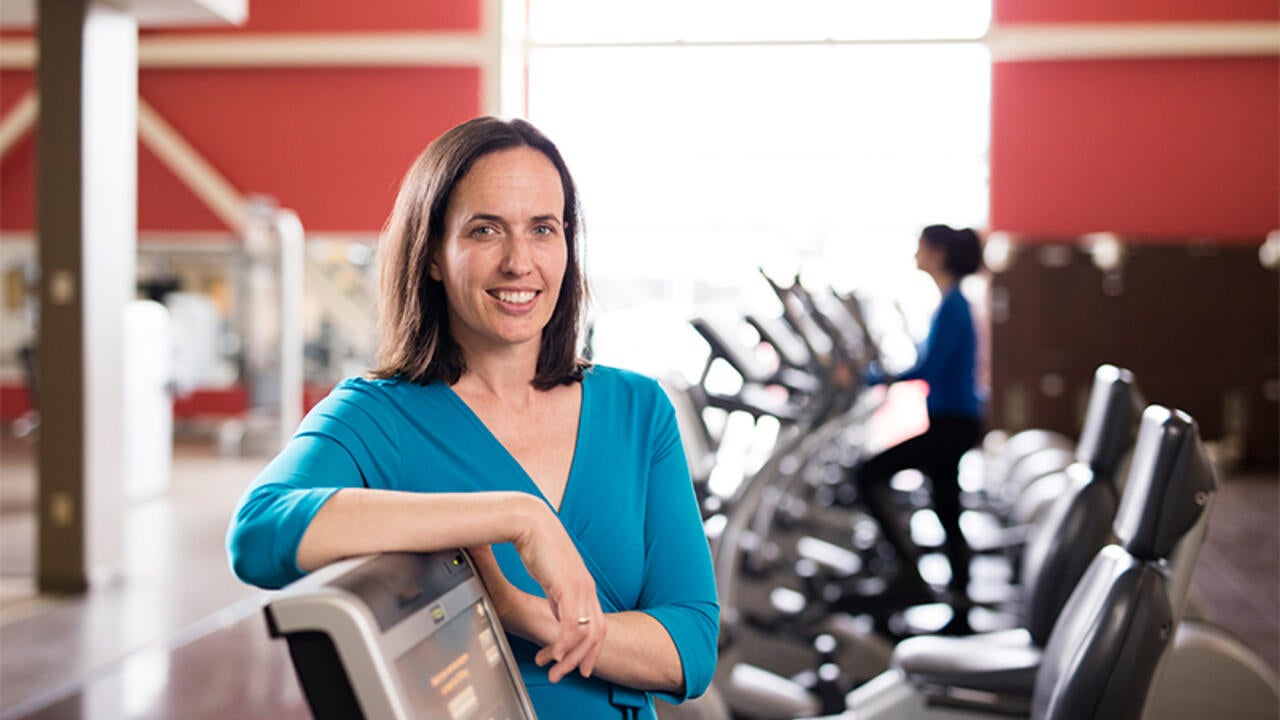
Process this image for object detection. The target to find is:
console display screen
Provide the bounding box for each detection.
[396,601,531,719]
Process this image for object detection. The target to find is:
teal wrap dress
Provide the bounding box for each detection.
[227,365,720,719]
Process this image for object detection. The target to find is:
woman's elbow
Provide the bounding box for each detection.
[226,517,290,590]
[226,533,265,589]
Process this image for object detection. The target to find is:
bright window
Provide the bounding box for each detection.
[525,4,992,379]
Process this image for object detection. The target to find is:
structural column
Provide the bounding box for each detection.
[36,0,137,591]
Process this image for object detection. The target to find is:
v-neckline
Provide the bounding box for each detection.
[439,376,588,515]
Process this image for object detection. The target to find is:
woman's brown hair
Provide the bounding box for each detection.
[371,117,589,389]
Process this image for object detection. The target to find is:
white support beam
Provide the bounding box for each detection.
[481,0,503,116]
[0,90,37,159]
[498,0,531,118]
[137,98,247,231]
[0,37,36,67]
[2,91,249,232]
[522,22,1280,59]
[986,22,1280,61]
[1,23,1275,70]
[138,32,490,68]
[2,31,492,69]
[0,0,245,28]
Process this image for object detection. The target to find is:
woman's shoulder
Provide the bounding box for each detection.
[939,285,974,315]
[582,364,675,422]
[329,374,446,395]
[300,375,453,446]
[583,364,665,396]
[311,375,449,418]
[324,374,404,403]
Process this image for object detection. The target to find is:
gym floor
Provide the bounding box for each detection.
[0,435,1276,718]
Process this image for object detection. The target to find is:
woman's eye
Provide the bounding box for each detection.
[533,225,556,236]
[471,225,498,237]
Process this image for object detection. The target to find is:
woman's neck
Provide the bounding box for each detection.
[931,270,958,295]
[452,343,542,408]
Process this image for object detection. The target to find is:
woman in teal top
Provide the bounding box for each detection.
[226,117,718,718]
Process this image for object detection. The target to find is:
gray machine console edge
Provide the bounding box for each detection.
[265,550,538,720]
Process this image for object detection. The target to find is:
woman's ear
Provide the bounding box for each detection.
[428,260,442,282]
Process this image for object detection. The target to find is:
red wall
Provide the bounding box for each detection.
[995,0,1278,23]
[987,0,1279,468]
[138,67,481,232]
[145,1,481,34]
[990,58,1279,238]
[0,71,35,231]
[0,1,486,417]
[4,67,483,233]
[0,0,485,234]
[990,1,1280,239]
[0,384,335,422]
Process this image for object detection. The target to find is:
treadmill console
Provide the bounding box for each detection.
[265,550,537,719]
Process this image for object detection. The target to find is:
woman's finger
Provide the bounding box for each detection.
[533,612,573,665]
[548,637,592,683]
[566,605,605,678]
[545,614,602,683]
[535,597,601,677]
[579,617,606,678]
[565,623,604,680]
[538,603,587,664]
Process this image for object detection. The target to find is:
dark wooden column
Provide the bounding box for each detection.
[36,0,137,591]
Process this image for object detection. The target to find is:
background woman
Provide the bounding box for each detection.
[852,224,985,631]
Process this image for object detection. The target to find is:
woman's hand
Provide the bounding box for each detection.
[478,497,607,682]
[468,544,552,639]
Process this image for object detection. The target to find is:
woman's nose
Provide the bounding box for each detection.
[500,236,534,275]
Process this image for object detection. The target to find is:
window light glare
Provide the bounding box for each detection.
[983,232,1013,273]
[1261,230,1280,270]
[530,0,992,44]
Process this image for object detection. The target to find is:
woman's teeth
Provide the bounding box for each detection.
[494,290,536,304]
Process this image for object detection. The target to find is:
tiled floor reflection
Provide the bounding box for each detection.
[1,437,273,717]
[1188,471,1280,671]
[12,615,310,720]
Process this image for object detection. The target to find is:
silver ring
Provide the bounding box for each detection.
[577,616,591,625]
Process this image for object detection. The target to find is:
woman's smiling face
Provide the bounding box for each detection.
[431,146,568,358]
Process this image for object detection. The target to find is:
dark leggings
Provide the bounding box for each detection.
[855,413,983,590]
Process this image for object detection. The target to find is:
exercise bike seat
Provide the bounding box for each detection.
[890,463,1115,697]
[1033,406,1215,720]
[889,405,1212,714]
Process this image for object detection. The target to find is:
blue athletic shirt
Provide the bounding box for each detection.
[226,365,719,719]
[876,286,983,418]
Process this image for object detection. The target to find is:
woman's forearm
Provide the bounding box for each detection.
[296,488,537,572]
[300,490,682,691]
[519,603,683,693]
[594,611,684,693]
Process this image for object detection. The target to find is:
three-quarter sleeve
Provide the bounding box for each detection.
[635,388,720,703]
[225,379,402,590]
